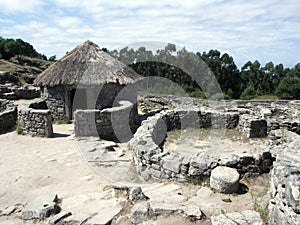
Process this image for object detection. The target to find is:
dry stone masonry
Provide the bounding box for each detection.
[18,103,53,137]
[74,100,136,142]
[129,108,274,182]
[268,129,300,225]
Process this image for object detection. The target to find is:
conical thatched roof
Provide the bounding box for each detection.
[34,40,142,87]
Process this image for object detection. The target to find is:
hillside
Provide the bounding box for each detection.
[0,56,52,85]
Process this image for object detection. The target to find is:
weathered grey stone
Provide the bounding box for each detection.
[179,205,202,220]
[211,210,263,225]
[129,187,148,203]
[150,201,202,220]
[50,211,72,224]
[210,166,240,194]
[130,201,149,224]
[162,153,184,174]
[85,205,123,225]
[22,195,59,220]
[150,202,180,216]
[268,131,300,225]
[116,215,131,225]
[63,213,91,225]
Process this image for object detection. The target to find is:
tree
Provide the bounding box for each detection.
[240,84,256,100]
[275,77,300,99]
[48,55,56,61]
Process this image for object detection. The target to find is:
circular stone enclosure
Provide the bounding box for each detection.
[129,108,274,182]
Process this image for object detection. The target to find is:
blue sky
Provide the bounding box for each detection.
[0,0,300,68]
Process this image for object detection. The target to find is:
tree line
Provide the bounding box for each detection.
[1,37,299,99]
[106,44,300,100]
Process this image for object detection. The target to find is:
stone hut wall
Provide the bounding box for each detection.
[0,107,17,132]
[74,100,137,142]
[129,109,272,182]
[42,86,66,121]
[43,84,138,121]
[18,106,53,137]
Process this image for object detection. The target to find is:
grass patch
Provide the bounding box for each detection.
[15,123,23,135]
[55,118,72,124]
[252,95,279,100]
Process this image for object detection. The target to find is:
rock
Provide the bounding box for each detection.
[179,204,202,220]
[130,201,149,224]
[50,211,72,224]
[150,201,202,220]
[22,195,59,220]
[210,166,240,194]
[162,153,184,174]
[86,204,122,225]
[150,202,179,216]
[63,213,91,225]
[211,210,263,225]
[116,215,131,225]
[129,187,148,203]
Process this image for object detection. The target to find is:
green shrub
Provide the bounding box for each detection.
[275,77,300,100]
[240,84,256,100]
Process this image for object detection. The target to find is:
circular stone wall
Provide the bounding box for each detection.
[129,108,274,182]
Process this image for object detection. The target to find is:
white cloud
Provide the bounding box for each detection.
[0,0,43,13]
[0,0,299,68]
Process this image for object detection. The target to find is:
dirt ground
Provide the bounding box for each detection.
[0,124,111,224]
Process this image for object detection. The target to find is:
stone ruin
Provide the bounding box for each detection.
[17,100,53,137]
[1,91,299,224]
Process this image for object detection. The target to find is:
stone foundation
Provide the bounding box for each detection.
[129,108,273,182]
[74,100,137,142]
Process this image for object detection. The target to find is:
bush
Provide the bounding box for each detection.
[275,77,300,100]
[240,84,256,100]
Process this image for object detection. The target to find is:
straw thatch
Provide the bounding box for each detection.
[34,40,142,87]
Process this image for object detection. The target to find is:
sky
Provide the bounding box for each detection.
[0,0,300,68]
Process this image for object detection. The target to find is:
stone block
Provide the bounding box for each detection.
[210,166,240,194]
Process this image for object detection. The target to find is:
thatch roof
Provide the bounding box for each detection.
[34,40,142,87]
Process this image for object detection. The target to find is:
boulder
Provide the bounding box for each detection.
[210,166,240,194]
[130,201,149,224]
[22,195,59,220]
[129,187,148,203]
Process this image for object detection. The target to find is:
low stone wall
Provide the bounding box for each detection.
[18,106,53,137]
[238,115,268,138]
[0,85,40,100]
[268,130,300,225]
[74,101,137,142]
[0,107,17,133]
[129,109,273,182]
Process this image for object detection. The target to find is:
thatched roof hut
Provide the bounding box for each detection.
[34,40,142,120]
[34,40,141,87]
